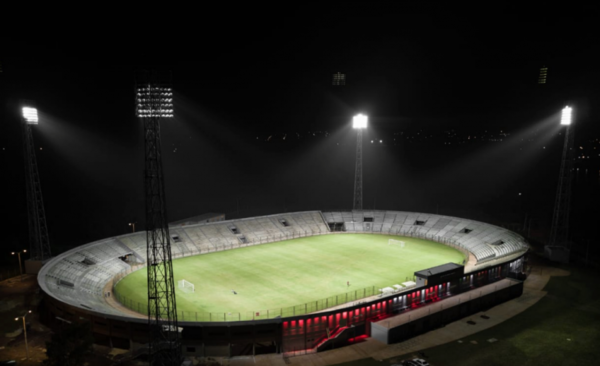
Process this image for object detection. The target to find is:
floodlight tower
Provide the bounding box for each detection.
[21,105,52,262]
[352,114,368,210]
[549,106,574,249]
[135,71,181,366]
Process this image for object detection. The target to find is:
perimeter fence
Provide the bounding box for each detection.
[115,284,390,322]
[112,227,498,322]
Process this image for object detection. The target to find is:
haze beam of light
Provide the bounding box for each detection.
[283,126,354,211]
[35,112,137,185]
[422,112,565,208]
[23,110,147,244]
[161,93,270,220]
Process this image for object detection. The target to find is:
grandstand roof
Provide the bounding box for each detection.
[169,213,225,227]
[415,263,464,278]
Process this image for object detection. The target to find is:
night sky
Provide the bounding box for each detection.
[2,9,599,260]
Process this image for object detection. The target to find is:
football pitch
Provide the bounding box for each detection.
[114,234,465,318]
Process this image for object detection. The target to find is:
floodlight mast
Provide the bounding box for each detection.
[20,105,52,262]
[353,114,368,210]
[549,106,574,250]
[135,70,181,366]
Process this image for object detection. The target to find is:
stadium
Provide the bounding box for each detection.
[38,209,528,357]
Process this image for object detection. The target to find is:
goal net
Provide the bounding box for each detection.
[388,239,405,247]
[178,279,195,293]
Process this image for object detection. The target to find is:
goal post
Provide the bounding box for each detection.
[388,239,405,247]
[178,279,195,293]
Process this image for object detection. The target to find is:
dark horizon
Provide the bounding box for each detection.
[1,11,599,260]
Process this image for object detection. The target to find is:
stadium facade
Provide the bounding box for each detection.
[38,210,528,357]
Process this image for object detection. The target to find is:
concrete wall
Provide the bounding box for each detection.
[545,246,570,264]
[25,259,45,274]
[372,280,524,344]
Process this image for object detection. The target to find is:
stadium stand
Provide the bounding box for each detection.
[323,211,528,262]
[39,210,527,317]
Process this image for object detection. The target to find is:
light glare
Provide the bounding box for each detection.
[353,114,368,129]
[561,106,572,125]
[22,107,39,124]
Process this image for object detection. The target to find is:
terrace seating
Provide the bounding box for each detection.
[322,210,528,263]
[42,239,136,316]
[181,225,213,252]
[118,234,148,262]
[170,228,201,256]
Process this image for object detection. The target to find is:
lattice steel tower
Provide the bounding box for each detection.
[352,114,368,210]
[21,105,52,261]
[135,71,181,366]
[549,106,574,248]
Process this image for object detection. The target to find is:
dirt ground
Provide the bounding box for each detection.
[0,274,135,366]
[0,274,49,365]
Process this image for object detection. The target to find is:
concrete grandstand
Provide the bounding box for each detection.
[38,210,528,320]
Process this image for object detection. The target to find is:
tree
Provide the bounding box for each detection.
[44,321,94,366]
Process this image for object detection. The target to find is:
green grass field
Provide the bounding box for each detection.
[114,234,465,318]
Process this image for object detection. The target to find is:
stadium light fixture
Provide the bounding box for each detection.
[560,106,572,125]
[22,107,39,125]
[353,114,368,129]
[136,85,174,118]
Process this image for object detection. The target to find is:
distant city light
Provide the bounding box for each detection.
[561,106,572,125]
[22,107,38,124]
[353,114,368,129]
